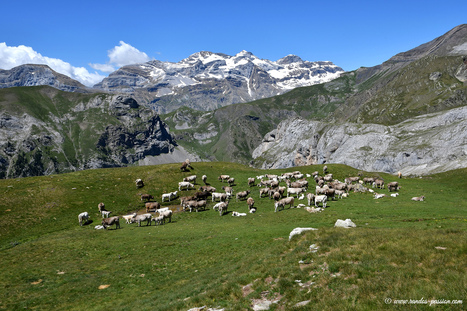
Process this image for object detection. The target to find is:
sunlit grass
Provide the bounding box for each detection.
[0,163,465,310]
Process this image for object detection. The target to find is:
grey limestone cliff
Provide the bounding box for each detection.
[252,106,467,176]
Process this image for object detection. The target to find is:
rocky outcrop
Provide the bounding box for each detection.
[252,106,467,176]
[0,88,177,178]
[96,114,175,166]
[0,64,87,92]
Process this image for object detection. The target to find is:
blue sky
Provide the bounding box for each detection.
[1,0,466,86]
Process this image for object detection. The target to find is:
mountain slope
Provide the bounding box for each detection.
[0,86,176,178]
[168,25,467,174]
[0,64,88,92]
[94,50,343,113]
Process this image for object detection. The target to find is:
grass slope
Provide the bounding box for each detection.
[0,163,466,310]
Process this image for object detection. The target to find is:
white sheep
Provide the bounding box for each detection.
[275,197,294,212]
[78,212,89,226]
[122,213,137,224]
[162,191,178,202]
[183,175,197,183]
[159,210,173,223]
[101,210,112,218]
[135,213,152,226]
[151,215,165,226]
[287,187,305,198]
[390,193,399,197]
[218,201,229,216]
[314,195,327,208]
[374,193,386,199]
[232,211,247,217]
[212,192,228,202]
[178,182,194,191]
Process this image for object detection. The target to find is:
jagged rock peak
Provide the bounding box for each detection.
[277,55,304,64]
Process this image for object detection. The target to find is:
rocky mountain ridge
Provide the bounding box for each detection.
[93,50,343,113]
[0,64,88,93]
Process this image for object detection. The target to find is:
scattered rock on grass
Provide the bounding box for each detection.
[289,227,318,240]
[334,219,356,228]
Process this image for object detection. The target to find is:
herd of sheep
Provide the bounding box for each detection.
[78,161,425,229]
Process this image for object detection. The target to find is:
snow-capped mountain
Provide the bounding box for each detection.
[94,51,344,113]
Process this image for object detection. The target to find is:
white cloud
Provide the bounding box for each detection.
[90,41,151,73]
[0,42,105,87]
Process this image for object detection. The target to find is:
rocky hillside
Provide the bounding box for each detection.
[94,50,343,113]
[0,86,176,178]
[169,25,467,174]
[0,64,88,93]
[251,106,467,175]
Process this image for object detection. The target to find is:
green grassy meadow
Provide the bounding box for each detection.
[0,163,465,310]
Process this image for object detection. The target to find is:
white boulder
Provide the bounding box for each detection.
[334,219,356,228]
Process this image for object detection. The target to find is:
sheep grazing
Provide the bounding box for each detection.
[323,165,328,174]
[275,197,294,212]
[102,216,120,230]
[122,213,137,224]
[307,193,315,206]
[222,186,234,197]
[145,202,161,213]
[162,191,178,202]
[236,190,250,201]
[232,211,247,217]
[180,159,192,172]
[374,193,386,199]
[259,187,270,198]
[217,201,229,216]
[398,171,402,179]
[193,191,210,201]
[161,210,173,223]
[314,195,327,208]
[98,202,106,213]
[135,178,144,188]
[335,190,345,199]
[373,179,384,189]
[135,213,152,227]
[101,210,112,218]
[140,194,154,202]
[178,182,194,191]
[345,176,359,184]
[227,177,235,186]
[218,175,230,182]
[151,215,165,226]
[272,191,282,201]
[212,192,228,202]
[287,179,308,189]
[324,174,333,182]
[362,177,375,185]
[248,177,255,187]
[287,187,305,198]
[78,212,89,226]
[411,196,425,201]
[247,197,255,211]
[183,175,197,183]
[202,175,208,185]
[387,182,399,192]
[185,200,207,212]
[199,185,216,193]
